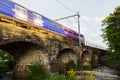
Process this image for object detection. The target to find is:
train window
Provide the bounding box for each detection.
[14,5,28,21]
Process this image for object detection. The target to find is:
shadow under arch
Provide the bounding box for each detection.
[0,41,50,77]
[0,41,46,61]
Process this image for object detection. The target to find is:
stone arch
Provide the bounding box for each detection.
[0,41,50,76]
[57,48,77,65]
[81,50,92,64]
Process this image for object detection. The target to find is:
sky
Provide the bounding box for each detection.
[11,0,120,49]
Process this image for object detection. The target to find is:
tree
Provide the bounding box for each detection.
[0,50,14,76]
[102,6,120,61]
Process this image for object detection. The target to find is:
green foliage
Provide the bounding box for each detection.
[0,50,14,76]
[82,61,92,70]
[29,62,72,80]
[65,60,77,71]
[0,63,11,76]
[48,73,70,80]
[0,50,13,62]
[65,60,92,72]
[102,6,120,61]
[82,66,92,71]
[77,65,92,71]
[77,66,92,71]
[29,62,49,80]
[67,69,78,80]
[103,53,120,63]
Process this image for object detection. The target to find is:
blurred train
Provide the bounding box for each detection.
[0,0,85,43]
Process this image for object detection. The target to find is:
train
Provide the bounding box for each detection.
[0,0,85,43]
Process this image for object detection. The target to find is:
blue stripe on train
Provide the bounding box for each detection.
[0,0,15,17]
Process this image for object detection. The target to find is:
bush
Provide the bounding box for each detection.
[82,61,92,70]
[67,69,78,80]
[103,53,120,63]
[29,62,49,80]
[48,73,70,80]
[0,63,11,76]
[65,60,77,71]
[0,50,14,77]
[29,62,73,80]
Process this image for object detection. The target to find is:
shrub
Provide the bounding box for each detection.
[65,60,77,71]
[67,69,78,80]
[0,50,14,77]
[82,61,92,70]
[48,73,70,80]
[29,62,49,80]
[103,53,120,63]
[29,62,73,80]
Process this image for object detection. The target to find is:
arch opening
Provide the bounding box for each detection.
[81,51,92,66]
[56,48,77,74]
[57,48,77,64]
[0,41,49,76]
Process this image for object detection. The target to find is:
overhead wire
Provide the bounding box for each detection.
[55,0,96,33]
[56,0,100,34]
[55,0,105,49]
[55,0,78,21]
[80,16,100,34]
[55,0,75,13]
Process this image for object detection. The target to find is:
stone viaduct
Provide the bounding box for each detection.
[0,15,106,76]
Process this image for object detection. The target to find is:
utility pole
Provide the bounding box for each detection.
[54,12,82,67]
[54,12,81,47]
[77,12,81,47]
[76,12,82,67]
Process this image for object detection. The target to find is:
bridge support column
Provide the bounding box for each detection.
[91,49,101,68]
